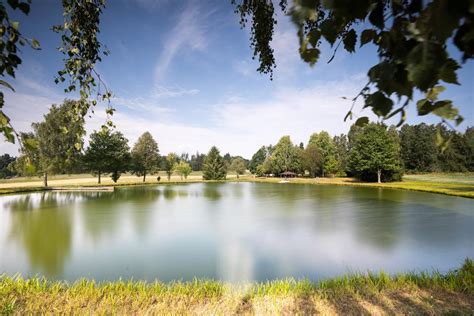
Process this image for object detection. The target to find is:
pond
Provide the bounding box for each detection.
[0,182,472,282]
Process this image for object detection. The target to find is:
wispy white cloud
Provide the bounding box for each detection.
[154,0,213,81]
[111,84,199,118]
[0,74,433,159]
[151,85,199,98]
[87,75,384,158]
[0,90,61,155]
[233,60,254,77]
[112,96,173,115]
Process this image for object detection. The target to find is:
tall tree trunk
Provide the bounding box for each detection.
[237,173,239,179]
[98,171,101,184]
[143,171,146,182]
[377,169,382,183]
[44,171,48,187]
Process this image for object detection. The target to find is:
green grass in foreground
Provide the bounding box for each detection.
[1,259,472,314]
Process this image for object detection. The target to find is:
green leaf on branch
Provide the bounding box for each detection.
[407,42,447,91]
[369,2,384,29]
[439,59,460,84]
[0,80,15,91]
[300,48,320,65]
[365,91,394,117]
[343,29,357,53]
[360,29,376,46]
[18,3,30,15]
[320,19,338,45]
[426,85,445,101]
[307,29,321,47]
[31,38,41,50]
[432,100,459,120]
[23,138,38,151]
[355,116,369,127]
[344,110,352,122]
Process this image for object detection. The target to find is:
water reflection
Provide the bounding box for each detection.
[80,188,162,241]
[0,183,472,282]
[202,183,222,201]
[352,189,403,250]
[6,193,73,277]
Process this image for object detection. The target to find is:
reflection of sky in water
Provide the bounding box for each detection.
[0,183,472,282]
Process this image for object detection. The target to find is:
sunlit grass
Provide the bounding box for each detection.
[1,172,473,198]
[237,175,474,198]
[1,259,472,314]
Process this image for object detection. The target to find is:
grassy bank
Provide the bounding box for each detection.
[0,172,473,198]
[1,259,472,315]
[239,173,474,198]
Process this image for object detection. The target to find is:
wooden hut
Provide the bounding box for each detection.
[280,171,297,178]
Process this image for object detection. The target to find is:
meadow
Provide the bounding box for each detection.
[1,172,473,198]
[1,259,472,314]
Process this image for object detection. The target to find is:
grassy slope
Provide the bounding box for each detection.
[238,173,474,198]
[1,172,473,198]
[1,259,472,314]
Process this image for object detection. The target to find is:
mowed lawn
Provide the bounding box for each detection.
[241,173,474,198]
[0,172,473,198]
[0,172,241,193]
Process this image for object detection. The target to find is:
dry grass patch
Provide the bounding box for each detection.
[1,259,472,315]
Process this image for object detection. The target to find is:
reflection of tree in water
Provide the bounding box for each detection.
[79,188,162,241]
[400,201,473,247]
[7,193,73,277]
[127,188,162,236]
[353,189,474,250]
[202,183,222,201]
[229,183,244,199]
[352,188,404,250]
[162,187,178,200]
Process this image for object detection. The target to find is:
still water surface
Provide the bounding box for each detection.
[0,183,472,282]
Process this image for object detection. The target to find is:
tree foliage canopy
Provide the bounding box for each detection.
[131,132,159,181]
[202,146,227,180]
[271,136,302,174]
[163,152,177,180]
[33,100,86,175]
[308,131,338,176]
[234,0,472,129]
[84,129,130,183]
[302,143,322,177]
[174,161,192,180]
[0,153,16,178]
[229,157,246,178]
[348,123,402,182]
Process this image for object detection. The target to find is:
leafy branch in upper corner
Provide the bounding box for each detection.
[0,0,40,144]
[53,0,114,130]
[233,0,473,134]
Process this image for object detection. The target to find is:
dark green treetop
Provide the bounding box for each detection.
[202,146,227,180]
[348,123,402,182]
[84,129,131,183]
[131,131,159,182]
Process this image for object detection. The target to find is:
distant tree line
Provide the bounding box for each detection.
[1,101,248,185]
[1,101,472,184]
[248,123,474,183]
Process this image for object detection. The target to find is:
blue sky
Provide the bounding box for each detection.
[1,0,473,158]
